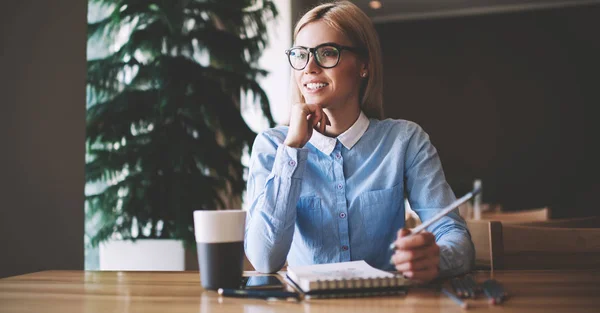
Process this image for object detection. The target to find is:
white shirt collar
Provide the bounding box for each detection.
[308,111,370,155]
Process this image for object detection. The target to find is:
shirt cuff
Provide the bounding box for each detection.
[271,145,309,179]
[437,238,474,277]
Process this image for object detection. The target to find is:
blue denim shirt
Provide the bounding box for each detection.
[245,112,474,276]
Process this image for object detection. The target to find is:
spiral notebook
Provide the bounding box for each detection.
[286,261,410,299]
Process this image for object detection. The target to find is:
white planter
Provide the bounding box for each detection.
[99,239,185,271]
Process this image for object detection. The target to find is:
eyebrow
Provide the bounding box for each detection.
[292,42,342,49]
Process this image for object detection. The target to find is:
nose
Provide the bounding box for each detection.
[304,52,321,74]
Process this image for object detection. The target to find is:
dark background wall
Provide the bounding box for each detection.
[377,5,600,217]
[0,1,85,278]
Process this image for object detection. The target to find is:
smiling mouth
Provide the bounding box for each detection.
[305,82,329,91]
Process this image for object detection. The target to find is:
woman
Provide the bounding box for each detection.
[245,1,474,283]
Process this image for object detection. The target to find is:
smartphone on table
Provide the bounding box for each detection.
[243,276,285,290]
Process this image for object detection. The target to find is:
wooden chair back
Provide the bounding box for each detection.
[466,206,549,269]
[500,224,600,269]
[466,220,504,270]
[515,216,600,228]
[468,220,600,270]
[481,207,550,223]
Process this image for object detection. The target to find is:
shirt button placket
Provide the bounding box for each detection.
[333,144,350,261]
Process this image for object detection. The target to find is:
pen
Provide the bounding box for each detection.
[217,288,301,302]
[482,283,497,304]
[482,279,507,305]
[450,278,463,298]
[451,278,465,298]
[389,187,482,251]
[441,287,469,310]
[463,275,478,299]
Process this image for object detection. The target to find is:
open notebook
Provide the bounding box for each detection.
[286,261,410,299]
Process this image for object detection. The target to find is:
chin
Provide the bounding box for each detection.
[303,94,330,105]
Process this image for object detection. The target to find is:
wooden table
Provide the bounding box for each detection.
[1,270,599,312]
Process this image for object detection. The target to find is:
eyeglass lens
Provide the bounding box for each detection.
[288,46,340,70]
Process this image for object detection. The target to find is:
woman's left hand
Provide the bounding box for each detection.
[390,228,440,283]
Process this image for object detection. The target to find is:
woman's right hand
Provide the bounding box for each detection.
[284,102,330,148]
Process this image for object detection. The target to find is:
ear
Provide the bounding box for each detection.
[360,62,369,78]
[358,58,369,76]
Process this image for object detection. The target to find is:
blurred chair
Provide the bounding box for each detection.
[480,207,550,223]
[500,224,600,269]
[515,216,600,228]
[467,220,600,270]
[459,202,549,223]
[466,207,549,270]
[466,220,504,270]
[459,202,503,219]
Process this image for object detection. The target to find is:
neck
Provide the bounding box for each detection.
[324,104,361,137]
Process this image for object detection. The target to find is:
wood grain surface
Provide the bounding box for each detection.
[1,270,599,313]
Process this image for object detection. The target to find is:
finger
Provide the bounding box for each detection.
[389,228,411,250]
[325,112,331,126]
[301,104,320,126]
[397,228,411,238]
[305,103,324,130]
[319,112,327,133]
[310,113,320,128]
[305,103,322,122]
[394,232,436,250]
[307,114,321,131]
[314,121,323,134]
[394,254,440,272]
[392,244,439,264]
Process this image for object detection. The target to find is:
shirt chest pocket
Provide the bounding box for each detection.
[296,196,322,248]
[359,184,403,240]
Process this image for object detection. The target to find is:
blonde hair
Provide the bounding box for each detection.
[290,1,384,119]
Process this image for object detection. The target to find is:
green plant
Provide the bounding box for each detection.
[86,0,277,248]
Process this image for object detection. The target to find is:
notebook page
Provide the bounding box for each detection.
[288,260,395,282]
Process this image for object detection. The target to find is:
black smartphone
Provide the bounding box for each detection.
[243,276,284,290]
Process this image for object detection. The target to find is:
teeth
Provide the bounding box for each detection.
[306,83,328,90]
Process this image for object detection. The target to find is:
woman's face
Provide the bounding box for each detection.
[294,21,365,112]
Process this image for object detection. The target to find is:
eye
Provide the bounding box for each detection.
[290,49,308,59]
[320,49,338,57]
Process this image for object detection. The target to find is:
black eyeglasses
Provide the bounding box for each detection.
[285,42,366,71]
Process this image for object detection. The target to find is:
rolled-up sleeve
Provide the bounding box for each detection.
[403,123,475,277]
[244,130,309,273]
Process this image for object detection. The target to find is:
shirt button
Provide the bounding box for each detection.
[342,245,349,251]
[289,160,296,167]
[337,183,343,190]
[336,153,341,159]
[339,212,346,219]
